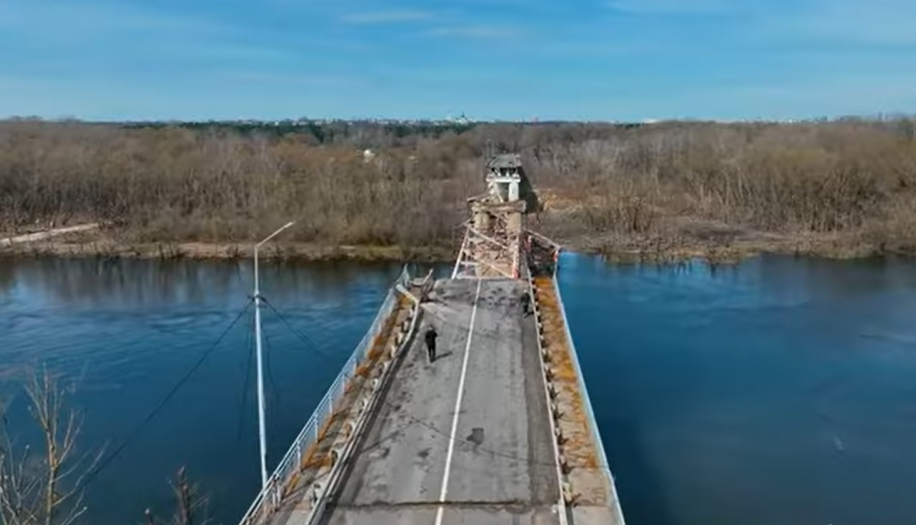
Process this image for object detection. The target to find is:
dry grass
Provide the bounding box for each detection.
[528,119,916,261]
[2,118,915,262]
[0,121,477,253]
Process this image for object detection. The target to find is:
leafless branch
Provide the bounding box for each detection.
[143,467,211,525]
[0,365,98,525]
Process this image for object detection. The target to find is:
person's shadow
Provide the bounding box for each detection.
[428,351,453,363]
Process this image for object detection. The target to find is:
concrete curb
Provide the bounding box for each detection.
[303,294,423,525]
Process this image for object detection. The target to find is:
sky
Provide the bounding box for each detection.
[0,0,914,122]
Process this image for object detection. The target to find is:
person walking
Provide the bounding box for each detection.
[424,326,438,363]
[520,291,531,316]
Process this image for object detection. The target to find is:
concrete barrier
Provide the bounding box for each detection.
[550,252,627,523]
[301,287,424,525]
[237,266,413,525]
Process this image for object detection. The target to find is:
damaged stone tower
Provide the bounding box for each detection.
[453,153,533,279]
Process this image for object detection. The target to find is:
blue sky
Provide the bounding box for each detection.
[0,0,914,121]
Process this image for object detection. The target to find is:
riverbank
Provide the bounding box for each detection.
[0,230,454,263]
[583,233,889,265]
[3,118,915,265]
[0,219,906,266]
[534,186,916,265]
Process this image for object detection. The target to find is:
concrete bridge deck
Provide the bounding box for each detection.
[242,272,624,525]
[240,152,624,525]
[319,277,560,525]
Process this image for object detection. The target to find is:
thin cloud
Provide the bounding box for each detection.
[422,26,523,39]
[211,70,359,88]
[606,0,732,15]
[341,9,434,24]
[4,0,226,33]
[758,0,916,45]
[0,0,233,47]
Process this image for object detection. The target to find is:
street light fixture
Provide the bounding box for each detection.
[253,221,294,489]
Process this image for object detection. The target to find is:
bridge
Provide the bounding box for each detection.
[238,153,626,525]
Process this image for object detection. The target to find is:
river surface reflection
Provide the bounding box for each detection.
[561,254,916,525]
[2,254,916,525]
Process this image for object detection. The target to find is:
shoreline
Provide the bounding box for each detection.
[593,239,889,265]
[0,237,455,264]
[0,230,908,266]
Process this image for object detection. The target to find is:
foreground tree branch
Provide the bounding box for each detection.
[144,467,211,525]
[0,365,101,525]
[2,365,213,525]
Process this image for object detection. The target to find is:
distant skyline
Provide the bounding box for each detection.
[1,0,914,122]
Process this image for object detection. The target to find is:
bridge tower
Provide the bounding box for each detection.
[453,153,532,280]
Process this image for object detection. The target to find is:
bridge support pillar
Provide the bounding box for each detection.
[473,205,490,231]
[506,212,521,236]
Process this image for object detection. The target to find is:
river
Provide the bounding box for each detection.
[2,254,916,525]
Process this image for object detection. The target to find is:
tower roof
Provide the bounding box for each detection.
[486,153,523,170]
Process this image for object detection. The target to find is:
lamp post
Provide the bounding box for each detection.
[253,221,294,489]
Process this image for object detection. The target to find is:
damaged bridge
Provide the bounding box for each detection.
[238,153,626,525]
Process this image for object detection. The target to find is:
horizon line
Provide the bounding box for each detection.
[2,112,914,126]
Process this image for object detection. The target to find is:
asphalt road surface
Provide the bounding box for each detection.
[319,278,561,525]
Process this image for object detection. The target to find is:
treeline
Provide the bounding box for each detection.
[1,116,915,259]
[123,119,478,147]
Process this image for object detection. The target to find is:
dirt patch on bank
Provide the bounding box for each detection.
[0,220,896,267]
[0,228,453,263]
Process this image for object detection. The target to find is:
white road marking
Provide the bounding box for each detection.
[434,278,483,525]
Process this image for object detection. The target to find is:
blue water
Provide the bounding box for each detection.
[2,254,916,525]
[561,254,916,525]
[0,258,424,525]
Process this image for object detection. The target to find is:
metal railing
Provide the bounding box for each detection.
[550,253,627,525]
[238,265,412,525]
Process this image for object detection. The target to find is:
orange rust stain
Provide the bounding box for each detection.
[299,450,334,471]
[355,362,374,378]
[299,442,319,469]
[533,275,601,472]
[276,294,418,505]
[316,417,333,441]
[367,346,384,360]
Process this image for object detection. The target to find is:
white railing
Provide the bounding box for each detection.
[237,265,412,525]
[550,252,627,525]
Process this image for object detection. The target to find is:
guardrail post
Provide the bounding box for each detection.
[269,477,278,510]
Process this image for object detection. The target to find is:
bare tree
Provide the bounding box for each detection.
[0,366,101,525]
[143,467,211,525]
[3,117,916,259]
[1,369,210,525]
